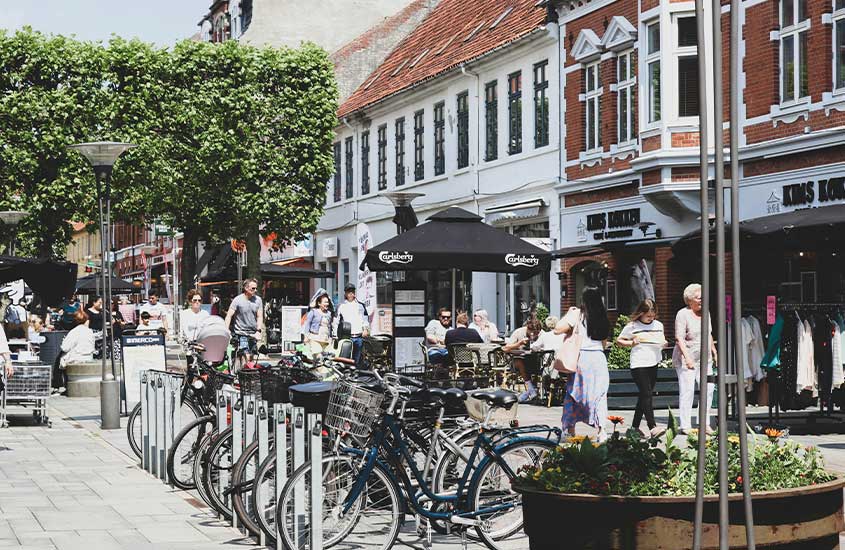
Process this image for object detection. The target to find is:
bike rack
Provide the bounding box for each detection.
[139,370,184,483]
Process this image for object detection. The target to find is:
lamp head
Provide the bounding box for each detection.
[69,142,136,170]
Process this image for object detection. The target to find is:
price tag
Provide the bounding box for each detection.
[766,296,777,325]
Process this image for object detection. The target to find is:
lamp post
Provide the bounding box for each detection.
[0,211,30,256]
[69,141,136,430]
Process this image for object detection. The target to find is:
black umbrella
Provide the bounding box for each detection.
[75,274,140,294]
[361,207,551,278]
[0,255,77,306]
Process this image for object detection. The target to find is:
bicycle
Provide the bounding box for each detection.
[276,373,558,550]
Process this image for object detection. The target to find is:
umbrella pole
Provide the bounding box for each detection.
[451,269,456,321]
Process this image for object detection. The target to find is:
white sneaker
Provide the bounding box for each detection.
[650,426,667,438]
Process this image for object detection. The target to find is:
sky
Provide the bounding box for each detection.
[3,0,211,46]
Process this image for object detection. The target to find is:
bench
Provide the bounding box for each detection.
[65,360,103,398]
[607,368,682,410]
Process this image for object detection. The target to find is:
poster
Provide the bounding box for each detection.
[395,336,422,369]
[281,306,307,347]
[376,308,393,335]
[766,296,777,325]
[356,223,377,326]
[395,290,425,303]
[121,334,166,406]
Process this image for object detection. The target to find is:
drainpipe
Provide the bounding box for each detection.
[460,65,482,213]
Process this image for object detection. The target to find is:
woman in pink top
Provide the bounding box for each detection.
[672,283,717,434]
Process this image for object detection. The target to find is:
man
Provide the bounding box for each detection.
[503,316,544,403]
[336,284,369,368]
[225,278,264,369]
[59,294,81,330]
[139,293,168,334]
[424,307,452,365]
[445,312,483,346]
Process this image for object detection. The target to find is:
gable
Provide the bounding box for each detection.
[571,28,602,63]
[601,16,637,52]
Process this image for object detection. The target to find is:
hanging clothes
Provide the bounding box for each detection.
[797,319,816,393]
[761,313,784,371]
[779,313,799,410]
[739,317,753,385]
[833,320,844,387]
[814,315,834,406]
[746,316,766,381]
[837,312,845,384]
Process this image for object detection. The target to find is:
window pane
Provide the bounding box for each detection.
[648,61,661,122]
[782,34,795,101]
[782,0,794,27]
[619,87,629,142]
[838,0,845,11]
[586,65,594,91]
[678,16,698,47]
[587,98,595,149]
[648,23,660,54]
[837,20,845,88]
[797,0,807,21]
[799,31,808,97]
[678,55,699,117]
[618,54,628,81]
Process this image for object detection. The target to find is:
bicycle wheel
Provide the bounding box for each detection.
[166,414,215,490]
[127,397,202,460]
[252,453,278,546]
[469,439,555,550]
[202,426,235,519]
[231,438,266,537]
[193,431,217,509]
[277,455,401,550]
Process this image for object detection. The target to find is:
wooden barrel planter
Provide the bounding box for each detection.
[515,477,845,549]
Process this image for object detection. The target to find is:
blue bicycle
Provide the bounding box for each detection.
[276,373,559,550]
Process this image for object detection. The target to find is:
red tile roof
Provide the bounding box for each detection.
[338,0,548,118]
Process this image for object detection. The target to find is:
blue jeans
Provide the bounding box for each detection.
[428,347,449,365]
[351,336,364,369]
[237,335,258,355]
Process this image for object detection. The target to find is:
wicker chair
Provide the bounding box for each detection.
[363,335,393,372]
[487,347,513,389]
[447,344,481,379]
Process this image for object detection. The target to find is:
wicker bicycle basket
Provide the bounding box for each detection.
[260,368,317,405]
[324,378,385,437]
[203,370,234,404]
[238,369,263,401]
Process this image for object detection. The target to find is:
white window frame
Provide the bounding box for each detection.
[645,21,661,125]
[584,61,602,152]
[833,0,845,92]
[616,50,635,145]
[675,14,699,121]
[779,0,810,105]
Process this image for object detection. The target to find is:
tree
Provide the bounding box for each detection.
[0,28,107,257]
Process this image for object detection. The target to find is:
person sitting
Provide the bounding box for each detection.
[28,315,47,346]
[469,309,499,343]
[445,312,484,346]
[424,307,452,365]
[503,316,544,402]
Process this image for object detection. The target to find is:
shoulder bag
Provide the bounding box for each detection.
[553,313,583,374]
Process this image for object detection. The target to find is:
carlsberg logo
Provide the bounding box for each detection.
[378,251,414,264]
[505,254,540,267]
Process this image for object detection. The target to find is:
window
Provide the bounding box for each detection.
[676,16,699,117]
[646,22,661,123]
[434,102,445,175]
[606,279,618,311]
[344,137,353,199]
[584,61,601,151]
[617,51,634,143]
[508,71,522,154]
[395,118,405,186]
[457,91,470,168]
[332,142,341,202]
[835,0,845,89]
[377,125,387,190]
[361,131,370,195]
[780,0,809,102]
[533,61,550,148]
[414,110,425,181]
[342,259,350,290]
[485,81,498,161]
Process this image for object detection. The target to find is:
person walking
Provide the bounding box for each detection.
[225,278,264,370]
[336,284,369,368]
[139,292,168,334]
[672,283,717,434]
[555,287,612,442]
[180,289,210,342]
[616,299,666,436]
[303,292,334,356]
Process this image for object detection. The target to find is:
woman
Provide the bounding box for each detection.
[555,287,611,441]
[469,309,499,343]
[28,315,47,346]
[110,298,126,359]
[616,300,666,436]
[302,292,334,355]
[85,296,104,332]
[180,289,210,342]
[54,310,96,393]
[672,283,717,434]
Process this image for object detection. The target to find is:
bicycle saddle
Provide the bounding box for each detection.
[471,389,518,410]
[425,387,467,407]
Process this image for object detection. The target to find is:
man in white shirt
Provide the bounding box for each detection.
[424,308,452,365]
[139,293,168,333]
[336,284,369,368]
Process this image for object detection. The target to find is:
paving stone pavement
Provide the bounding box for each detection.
[2,396,845,549]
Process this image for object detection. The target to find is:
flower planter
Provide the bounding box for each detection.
[514,477,845,550]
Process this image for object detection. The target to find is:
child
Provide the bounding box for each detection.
[136,311,159,336]
[616,299,666,437]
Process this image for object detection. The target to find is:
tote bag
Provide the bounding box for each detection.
[553,314,583,374]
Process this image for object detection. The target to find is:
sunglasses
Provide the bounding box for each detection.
[191,299,202,303]
[440,315,452,320]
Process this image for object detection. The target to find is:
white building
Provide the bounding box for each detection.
[315,0,563,334]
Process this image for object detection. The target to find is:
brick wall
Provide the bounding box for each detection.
[563,182,639,206]
[744,144,845,177]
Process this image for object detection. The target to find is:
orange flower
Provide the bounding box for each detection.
[764,428,784,440]
[608,415,625,425]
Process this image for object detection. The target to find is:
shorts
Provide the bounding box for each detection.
[236,335,258,355]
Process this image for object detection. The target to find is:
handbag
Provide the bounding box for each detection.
[553,312,583,374]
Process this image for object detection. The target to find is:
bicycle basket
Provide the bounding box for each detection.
[260,368,317,405]
[238,369,263,401]
[203,369,234,403]
[324,378,385,437]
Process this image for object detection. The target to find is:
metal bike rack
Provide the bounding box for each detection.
[139,370,184,483]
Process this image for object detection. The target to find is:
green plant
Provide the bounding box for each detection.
[607,314,631,369]
[535,303,549,328]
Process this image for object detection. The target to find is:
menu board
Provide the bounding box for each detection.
[392,283,427,368]
[121,334,166,406]
[395,337,422,370]
[282,306,307,348]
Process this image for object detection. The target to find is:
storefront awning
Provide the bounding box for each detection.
[552,237,676,259]
[551,244,611,259]
[485,199,546,224]
[741,204,845,234]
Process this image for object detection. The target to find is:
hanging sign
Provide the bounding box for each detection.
[766,295,777,325]
[356,223,377,326]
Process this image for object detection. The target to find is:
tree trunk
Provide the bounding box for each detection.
[181,228,199,301]
[246,224,262,292]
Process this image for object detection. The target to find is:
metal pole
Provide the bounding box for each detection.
[105,179,116,381]
[97,168,120,430]
[692,0,712,545]
[730,0,756,543]
[451,268,456,320]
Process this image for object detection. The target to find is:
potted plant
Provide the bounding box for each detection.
[514,416,843,549]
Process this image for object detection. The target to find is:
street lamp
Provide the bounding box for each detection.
[383,192,423,235]
[0,210,30,255]
[69,141,136,430]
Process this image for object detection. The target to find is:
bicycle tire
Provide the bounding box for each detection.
[276,454,401,550]
[203,426,235,519]
[166,414,215,490]
[193,430,217,509]
[127,397,202,460]
[230,438,266,537]
[252,453,278,546]
[469,438,556,550]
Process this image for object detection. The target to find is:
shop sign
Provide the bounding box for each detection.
[584,208,641,241]
[378,251,414,265]
[778,178,845,210]
[504,254,540,268]
[322,238,338,258]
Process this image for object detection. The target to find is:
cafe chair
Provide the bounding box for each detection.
[447,344,481,380]
[363,335,393,372]
[488,347,513,389]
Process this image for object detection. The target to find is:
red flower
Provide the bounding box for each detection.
[608,415,625,425]
[736,476,742,484]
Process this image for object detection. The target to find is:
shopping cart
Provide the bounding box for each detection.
[0,362,52,428]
